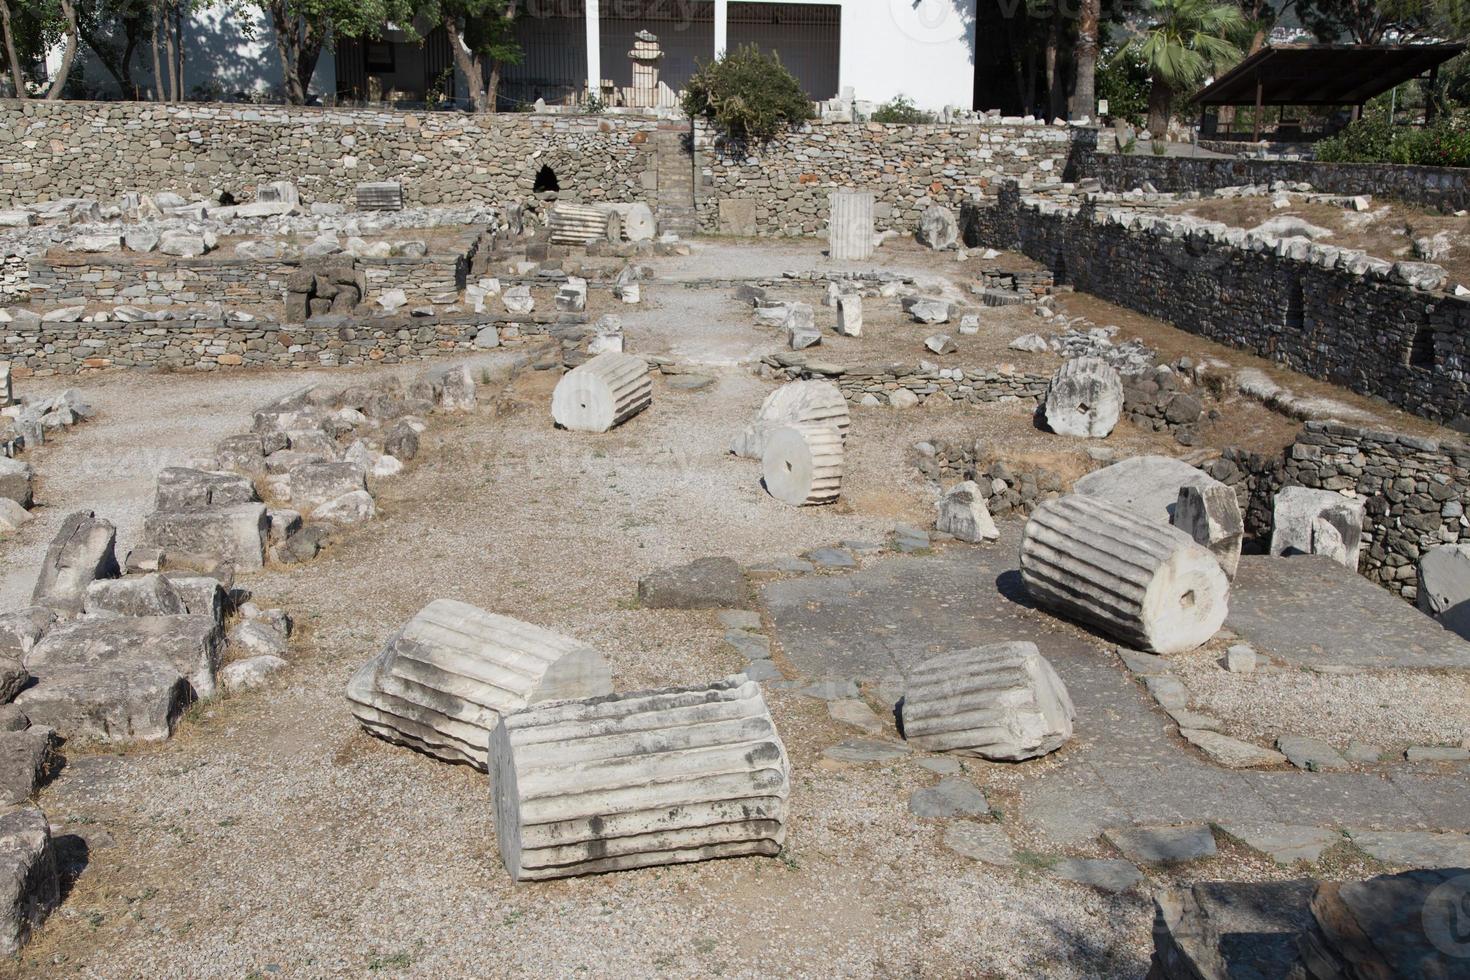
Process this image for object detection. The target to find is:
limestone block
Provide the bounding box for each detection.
[555,277,587,313]
[1074,456,1242,579]
[762,422,844,507]
[1020,494,1230,654]
[1173,484,1244,580]
[835,293,863,337]
[0,458,33,509]
[910,299,950,324]
[32,511,119,612]
[347,599,613,768]
[901,641,1074,760]
[83,574,187,618]
[828,191,875,261]
[154,467,258,511]
[287,462,367,512]
[1269,487,1366,569]
[1044,357,1123,437]
[731,380,850,459]
[0,806,59,957]
[551,352,652,433]
[502,285,535,315]
[935,481,999,542]
[918,205,959,250]
[490,675,789,881]
[143,504,269,571]
[24,613,222,702]
[1417,543,1470,639]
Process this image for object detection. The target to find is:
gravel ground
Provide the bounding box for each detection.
[1171,643,1470,752]
[8,238,1466,978]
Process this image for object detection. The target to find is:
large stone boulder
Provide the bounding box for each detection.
[0,721,55,807]
[1074,455,1242,579]
[490,675,789,881]
[1044,357,1123,438]
[0,806,60,956]
[143,504,269,571]
[32,511,119,612]
[1417,543,1470,639]
[637,557,748,609]
[348,599,613,768]
[901,641,1074,761]
[1269,487,1366,569]
[0,609,56,661]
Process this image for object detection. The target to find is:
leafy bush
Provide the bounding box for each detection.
[870,95,937,124]
[1097,51,1150,126]
[682,45,814,142]
[1317,109,1470,168]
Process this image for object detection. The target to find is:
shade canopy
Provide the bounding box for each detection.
[1193,43,1467,107]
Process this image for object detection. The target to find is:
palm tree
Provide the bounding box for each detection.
[1115,0,1245,137]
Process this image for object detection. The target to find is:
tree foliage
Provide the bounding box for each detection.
[1112,0,1245,134]
[682,44,813,143]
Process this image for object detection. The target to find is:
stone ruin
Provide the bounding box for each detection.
[550,351,654,433]
[285,262,367,321]
[762,422,845,507]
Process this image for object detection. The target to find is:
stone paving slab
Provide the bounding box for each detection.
[1228,554,1470,669]
[760,533,1470,846]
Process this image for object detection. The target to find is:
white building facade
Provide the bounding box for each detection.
[59,0,979,112]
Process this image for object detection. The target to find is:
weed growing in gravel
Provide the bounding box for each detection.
[368,951,412,970]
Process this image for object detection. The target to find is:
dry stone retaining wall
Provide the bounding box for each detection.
[1206,420,1470,601]
[0,312,571,375]
[0,100,663,208]
[969,183,1470,425]
[694,119,1097,238]
[770,357,1051,406]
[1093,151,1470,213]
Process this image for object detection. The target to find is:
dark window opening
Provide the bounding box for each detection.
[533,166,560,194]
[1410,325,1437,369]
[1054,251,1068,286]
[1285,280,1305,330]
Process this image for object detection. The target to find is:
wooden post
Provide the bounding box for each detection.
[1252,76,1263,142]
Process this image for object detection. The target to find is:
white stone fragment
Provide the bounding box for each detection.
[1020,494,1230,654]
[902,641,1074,761]
[935,481,999,542]
[761,422,844,507]
[490,675,788,881]
[1044,356,1123,437]
[731,380,850,459]
[551,352,652,433]
[1418,543,1470,640]
[828,191,875,261]
[835,293,863,337]
[1269,487,1366,569]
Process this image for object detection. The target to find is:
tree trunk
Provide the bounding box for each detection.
[488,59,502,112]
[44,0,80,99]
[150,1,164,100]
[443,17,486,111]
[1147,79,1172,137]
[1070,0,1098,119]
[1044,12,1059,121]
[172,4,183,100]
[162,2,176,100]
[0,0,27,99]
[269,0,304,105]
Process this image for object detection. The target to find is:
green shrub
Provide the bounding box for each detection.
[1317,109,1470,167]
[870,95,937,125]
[682,45,814,142]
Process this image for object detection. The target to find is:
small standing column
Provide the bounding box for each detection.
[585,0,602,102]
[828,191,875,262]
[714,0,728,57]
[627,30,664,108]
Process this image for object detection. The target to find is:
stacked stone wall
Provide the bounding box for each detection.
[970,183,1470,424]
[1094,152,1470,212]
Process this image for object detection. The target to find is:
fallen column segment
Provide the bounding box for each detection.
[490,675,790,881]
[1020,494,1229,654]
[348,599,613,769]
